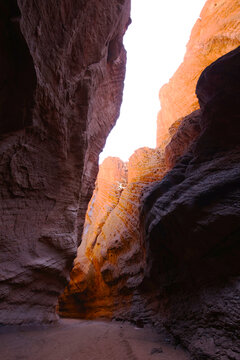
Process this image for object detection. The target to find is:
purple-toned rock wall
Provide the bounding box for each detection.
[0,0,130,324]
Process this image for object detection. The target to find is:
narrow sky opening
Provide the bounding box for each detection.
[99,0,206,163]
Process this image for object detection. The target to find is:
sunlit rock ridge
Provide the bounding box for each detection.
[60,1,240,359]
[59,148,167,318]
[0,0,130,324]
[157,0,240,147]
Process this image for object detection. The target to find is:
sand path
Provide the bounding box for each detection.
[0,319,190,360]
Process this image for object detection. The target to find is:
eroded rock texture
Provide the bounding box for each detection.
[60,42,240,360]
[59,2,240,357]
[157,0,240,147]
[164,109,201,169]
[59,147,167,319]
[0,0,130,324]
[143,46,240,360]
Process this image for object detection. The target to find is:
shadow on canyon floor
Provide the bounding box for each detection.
[0,318,190,360]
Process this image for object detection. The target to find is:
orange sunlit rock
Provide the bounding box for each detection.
[81,156,127,253]
[58,157,127,318]
[59,0,240,335]
[58,148,167,319]
[157,0,240,146]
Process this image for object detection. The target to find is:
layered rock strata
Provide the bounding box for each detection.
[59,147,167,319]
[143,46,240,360]
[57,0,240,356]
[60,36,240,360]
[157,0,240,147]
[0,0,130,324]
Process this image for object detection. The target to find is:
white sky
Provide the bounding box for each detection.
[99,0,206,163]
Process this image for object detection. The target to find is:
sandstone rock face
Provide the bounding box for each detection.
[157,0,240,147]
[58,157,128,318]
[82,156,127,255]
[143,46,240,360]
[59,147,167,319]
[0,0,130,324]
[164,109,201,169]
[58,2,240,357]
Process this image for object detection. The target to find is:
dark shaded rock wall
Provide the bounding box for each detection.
[0,0,130,324]
[164,109,201,169]
[142,46,240,359]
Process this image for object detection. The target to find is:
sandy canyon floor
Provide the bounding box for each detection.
[0,319,190,360]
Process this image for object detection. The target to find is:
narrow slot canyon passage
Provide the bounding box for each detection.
[58,0,207,321]
[1,1,240,360]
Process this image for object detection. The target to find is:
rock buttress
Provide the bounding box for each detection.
[0,0,130,324]
[157,0,240,147]
[143,46,240,360]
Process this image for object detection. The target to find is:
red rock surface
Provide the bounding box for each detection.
[59,147,167,319]
[0,0,130,324]
[2,2,238,359]
[157,0,240,147]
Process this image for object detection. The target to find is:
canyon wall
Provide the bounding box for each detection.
[143,46,240,360]
[61,45,240,360]
[59,147,167,318]
[60,1,240,359]
[157,0,240,147]
[0,0,130,324]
